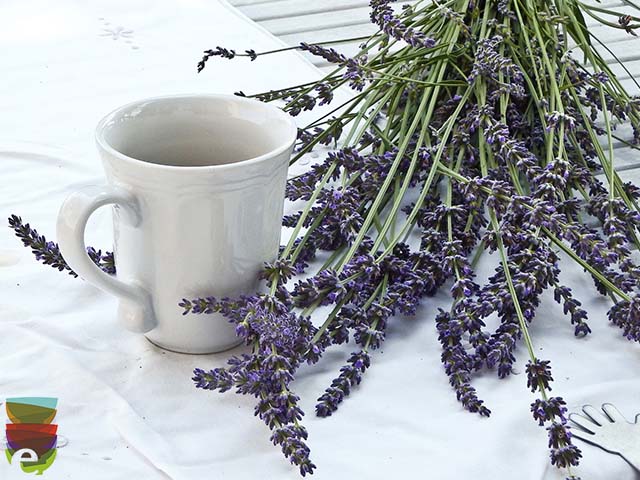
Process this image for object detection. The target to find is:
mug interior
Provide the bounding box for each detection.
[97,95,297,167]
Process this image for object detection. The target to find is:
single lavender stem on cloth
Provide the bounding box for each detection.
[8,215,115,276]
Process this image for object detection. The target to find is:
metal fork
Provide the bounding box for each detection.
[569,404,640,471]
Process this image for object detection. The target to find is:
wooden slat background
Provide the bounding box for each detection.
[228,0,640,172]
[228,0,413,71]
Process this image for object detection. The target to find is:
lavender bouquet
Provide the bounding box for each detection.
[10,0,640,477]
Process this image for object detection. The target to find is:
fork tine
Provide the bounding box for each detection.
[569,412,598,434]
[582,404,611,426]
[601,403,627,423]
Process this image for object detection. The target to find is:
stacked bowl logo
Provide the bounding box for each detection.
[4,397,58,475]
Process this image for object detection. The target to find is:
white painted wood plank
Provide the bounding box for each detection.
[584,27,640,47]
[577,35,640,70]
[616,76,640,95]
[318,65,340,77]
[280,23,378,46]
[238,0,417,21]
[238,0,371,21]
[230,0,288,7]
[584,0,640,9]
[582,0,628,7]
[259,7,372,36]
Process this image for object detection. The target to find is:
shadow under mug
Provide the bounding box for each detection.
[56,94,297,354]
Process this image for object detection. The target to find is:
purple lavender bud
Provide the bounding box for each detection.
[591,71,609,84]
[285,93,317,116]
[342,57,369,91]
[436,309,491,417]
[299,42,346,64]
[545,111,576,131]
[608,297,640,342]
[197,46,236,72]
[261,258,297,285]
[525,359,554,393]
[314,82,334,106]
[8,214,114,276]
[553,286,591,336]
[550,444,582,468]
[483,121,510,145]
[192,367,234,392]
[530,397,568,426]
[179,296,217,315]
[315,351,371,417]
[370,0,436,48]
[468,36,524,95]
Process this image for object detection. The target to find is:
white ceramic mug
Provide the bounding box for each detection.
[56,94,297,354]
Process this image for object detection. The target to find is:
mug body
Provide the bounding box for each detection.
[94,94,296,353]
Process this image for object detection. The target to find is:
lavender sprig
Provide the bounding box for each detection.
[197,46,236,72]
[315,351,370,417]
[187,293,317,476]
[8,215,115,276]
[370,0,436,48]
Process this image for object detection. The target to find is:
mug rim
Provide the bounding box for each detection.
[94,93,298,171]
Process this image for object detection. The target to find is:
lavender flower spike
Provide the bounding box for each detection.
[8,214,115,276]
[370,0,436,48]
[299,42,346,64]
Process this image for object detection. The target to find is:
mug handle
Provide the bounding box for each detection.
[56,185,157,333]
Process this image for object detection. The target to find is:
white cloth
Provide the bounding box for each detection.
[1,1,638,479]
